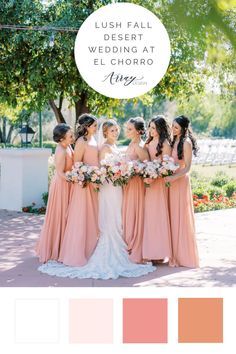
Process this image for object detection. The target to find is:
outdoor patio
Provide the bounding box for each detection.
[0,208,235,287]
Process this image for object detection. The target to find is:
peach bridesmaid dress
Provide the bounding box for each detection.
[168,146,199,267]
[59,144,99,267]
[122,146,145,263]
[143,143,172,260]
[36,146,74,263]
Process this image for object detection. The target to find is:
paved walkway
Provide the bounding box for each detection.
[0,208,235,287]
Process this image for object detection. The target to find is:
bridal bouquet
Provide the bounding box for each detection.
[158,155,179,187]
[66,162,106,190]
[100,153,133,187]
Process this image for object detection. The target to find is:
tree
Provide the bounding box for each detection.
[0,0,235,126]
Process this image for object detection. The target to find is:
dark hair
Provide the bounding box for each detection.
[146,115,171,157]
[53,123,71,143]
[102,119,120,137]
[171,115,199,159]
[75,113,97,141]
[128,117,146,136]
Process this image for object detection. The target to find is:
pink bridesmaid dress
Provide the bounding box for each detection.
[168,146,199,267]
[122,146,145,263]
[59,144,99,266]
[143,144,172,260]
[36,146,74,263]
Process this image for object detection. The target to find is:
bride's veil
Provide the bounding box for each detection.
[96,118,106,149]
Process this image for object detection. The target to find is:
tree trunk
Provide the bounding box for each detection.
[75,92,89,125]
[0,125,3,143]
[6,124,15,144]
[2,117,6,143]
[49,99,66,124]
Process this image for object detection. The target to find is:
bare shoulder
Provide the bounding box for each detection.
[100,145,111,154]
[136,141,146,151]
[163,139,171,148]
[75,137,86,149]
[55,145,66,157]
[184,139,192,150]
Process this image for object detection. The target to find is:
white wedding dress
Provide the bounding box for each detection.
[38,146,156,280]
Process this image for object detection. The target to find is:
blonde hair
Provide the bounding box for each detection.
[102,119,120,138]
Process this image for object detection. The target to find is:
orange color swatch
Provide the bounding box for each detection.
[178,298,223,343]
[123,298,168,343]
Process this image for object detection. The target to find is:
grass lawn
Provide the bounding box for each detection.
[192,164,236,178]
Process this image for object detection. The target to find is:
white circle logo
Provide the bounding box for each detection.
[74,3,171,99]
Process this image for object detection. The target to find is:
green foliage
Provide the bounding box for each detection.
[223,180,236,197]
[42,192,48,206]
[42,140,57,153]
[191,169,236,212]
[177,94,236,138]
[22,202,46,214]
[0,0,235,130]
[207,185,225,198]
[211,171,233,187]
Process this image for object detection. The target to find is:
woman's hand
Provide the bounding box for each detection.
[164,175,175,183]
[91,182,100,191]
[143,178,154,185]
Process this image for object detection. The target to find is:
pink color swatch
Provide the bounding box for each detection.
[123,298,168,343]
[69,299,113,343]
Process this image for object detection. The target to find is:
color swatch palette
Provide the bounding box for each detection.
[0,287,234,354]
[11,296,224,345]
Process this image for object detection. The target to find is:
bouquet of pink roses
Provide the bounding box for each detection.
[66,162,106,190]
[131,160,146,178]
[86,164,107,191]
[100,153,133,187]
[158,155,179,187]
[141,159,161,187]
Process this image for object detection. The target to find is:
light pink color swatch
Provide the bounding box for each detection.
[69,299,113,343]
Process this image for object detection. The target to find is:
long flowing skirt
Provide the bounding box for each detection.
[36,175,71,263]
[38,182,156,279]
[168,174,199,268]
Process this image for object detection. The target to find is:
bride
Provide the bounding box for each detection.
[38,119,156,279]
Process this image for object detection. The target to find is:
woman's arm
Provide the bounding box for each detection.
[162,140,172,157]
[164,140,192,183]
[99,145,111,162]
[135,144,149,161]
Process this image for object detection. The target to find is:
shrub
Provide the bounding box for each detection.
[207,185,225,199]
[211,171,232,187]
[43,141,57,154]
[223,181,236,197]
[22,202,46,214]
[42,192,48,206]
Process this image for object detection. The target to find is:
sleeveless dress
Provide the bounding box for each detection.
[38,145,156,279]
[168,145,199,267]
[36,145,74,263]
[143,143,172,260]
[57,143,99,267]
[122,145,145,263]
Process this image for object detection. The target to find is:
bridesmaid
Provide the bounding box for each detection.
[59,113,99,267]
[123,117,149,263]
[36,124,74,263]
[143,116,172,264]
[165,115,199,268]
